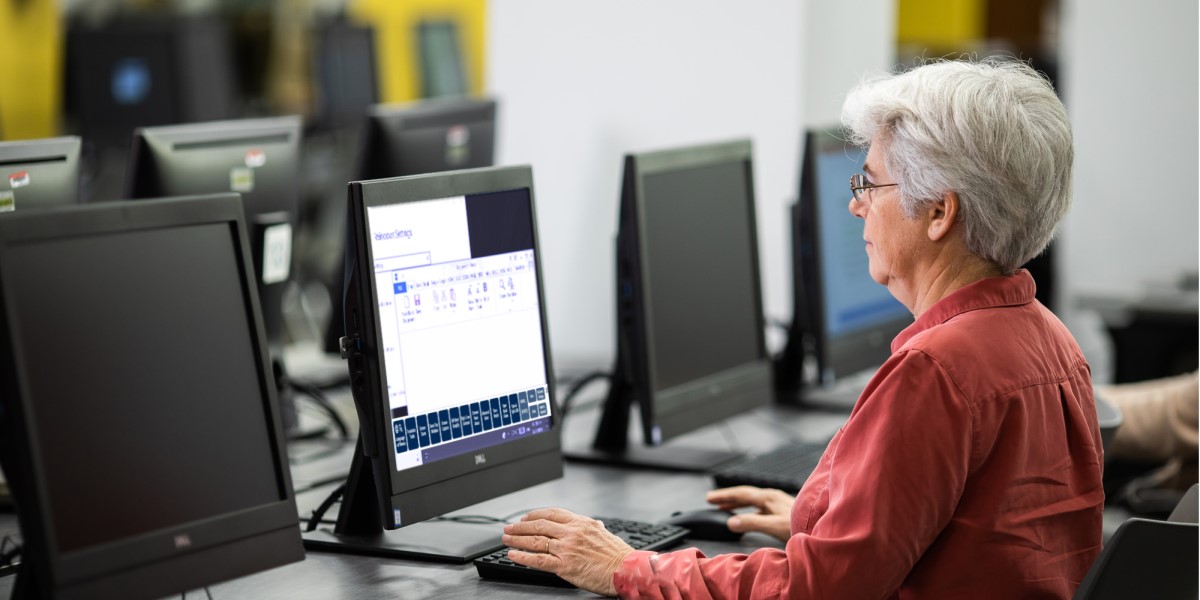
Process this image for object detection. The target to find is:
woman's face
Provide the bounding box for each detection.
[847,141,929,306]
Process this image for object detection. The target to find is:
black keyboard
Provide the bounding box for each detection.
[474,517,689,587]
[709,440,828,495]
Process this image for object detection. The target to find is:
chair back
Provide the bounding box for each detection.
[1073,516,1199,599]
[1168,484,1199,524]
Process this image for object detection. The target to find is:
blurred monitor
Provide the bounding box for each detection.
[416,20,469,98]
[312,20,378,131]
[775,128,912,398]
[323,97,497,354]
[303,165,561,562]
[0,136,82,212]
[126,116,302,356]
[358,97,495,181]
[567,139,772,472]
[0,195,303,599]
[66,16,237,149]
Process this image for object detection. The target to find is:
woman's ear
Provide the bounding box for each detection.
[927,191,959,242]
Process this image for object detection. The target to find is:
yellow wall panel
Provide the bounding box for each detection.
[897,0,985,48]
[0,0,62,139]
[349,0,486,103]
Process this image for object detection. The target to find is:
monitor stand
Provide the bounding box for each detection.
[300,437,505,564]
[560,352,742,473]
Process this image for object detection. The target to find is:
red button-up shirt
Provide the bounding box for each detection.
[614,271,1104,599]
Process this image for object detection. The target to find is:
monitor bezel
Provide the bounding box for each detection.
[0,195,300,592]
[347,165,561,526]
[801,128,912,384]
[626,139,771,444]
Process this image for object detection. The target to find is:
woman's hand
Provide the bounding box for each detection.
[706,485,795,542]
[504,508,634,596]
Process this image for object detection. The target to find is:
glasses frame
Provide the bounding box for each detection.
[849,173,898,206]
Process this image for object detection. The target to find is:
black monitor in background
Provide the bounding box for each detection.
[303,165,561,562]
[0,137,82,212]
[0,195,303,599]
[66,16,237,149]
[358,97,496,180]
[126,116,301,351]
[775,128,912,401]
[312,20,378,131]
[321,97,497,354]
[1024,240,1058,312]
[567,139,773,472]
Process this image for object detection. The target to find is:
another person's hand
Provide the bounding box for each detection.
[504,508,634,596]
[706,485,795,542]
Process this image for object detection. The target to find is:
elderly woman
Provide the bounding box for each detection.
[504,58,1104,599]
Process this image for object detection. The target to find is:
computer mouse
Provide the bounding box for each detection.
[662,509,744,542]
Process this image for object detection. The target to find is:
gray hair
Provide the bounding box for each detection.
[840,57,1072,274]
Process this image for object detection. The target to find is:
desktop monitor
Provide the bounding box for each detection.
[415,20,469,98]
[323,97,497,353]
[303,165,561,562]
[577,139,772,472]
[0,136,82,212]
[66,16,237,148]
[775,128,912,398]
[0,194,303,599]
[126,116,302,354]
[312,20,378,131]
[358,97,496,181]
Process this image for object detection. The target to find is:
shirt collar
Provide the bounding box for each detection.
[892,269,1037,351]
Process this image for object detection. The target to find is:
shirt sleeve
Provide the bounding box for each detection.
[613,350,975,600]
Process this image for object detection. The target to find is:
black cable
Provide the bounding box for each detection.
[289,380,351,439]
[306,482,347,532]
[558,371,611,419]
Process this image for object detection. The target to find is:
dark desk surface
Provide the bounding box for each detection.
[0,390,849,599]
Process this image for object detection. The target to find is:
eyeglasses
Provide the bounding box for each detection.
[849,173,898,206]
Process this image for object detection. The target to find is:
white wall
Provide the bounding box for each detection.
[801,1,896,127]
[1059,0,1199,302]
[487,1,894,366]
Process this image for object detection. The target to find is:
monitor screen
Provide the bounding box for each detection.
[303,165,561,562]
[126,116,302,352]
[577,139,771,472]
[0,137,82,212]
[0,195,302,598]
[324,97,497,354]
[786,129,912,389]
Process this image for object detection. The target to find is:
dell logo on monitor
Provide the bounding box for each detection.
[474,453,486,465]
[173,534,192,549]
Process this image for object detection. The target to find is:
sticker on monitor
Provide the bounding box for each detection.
[230,167,255,193]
